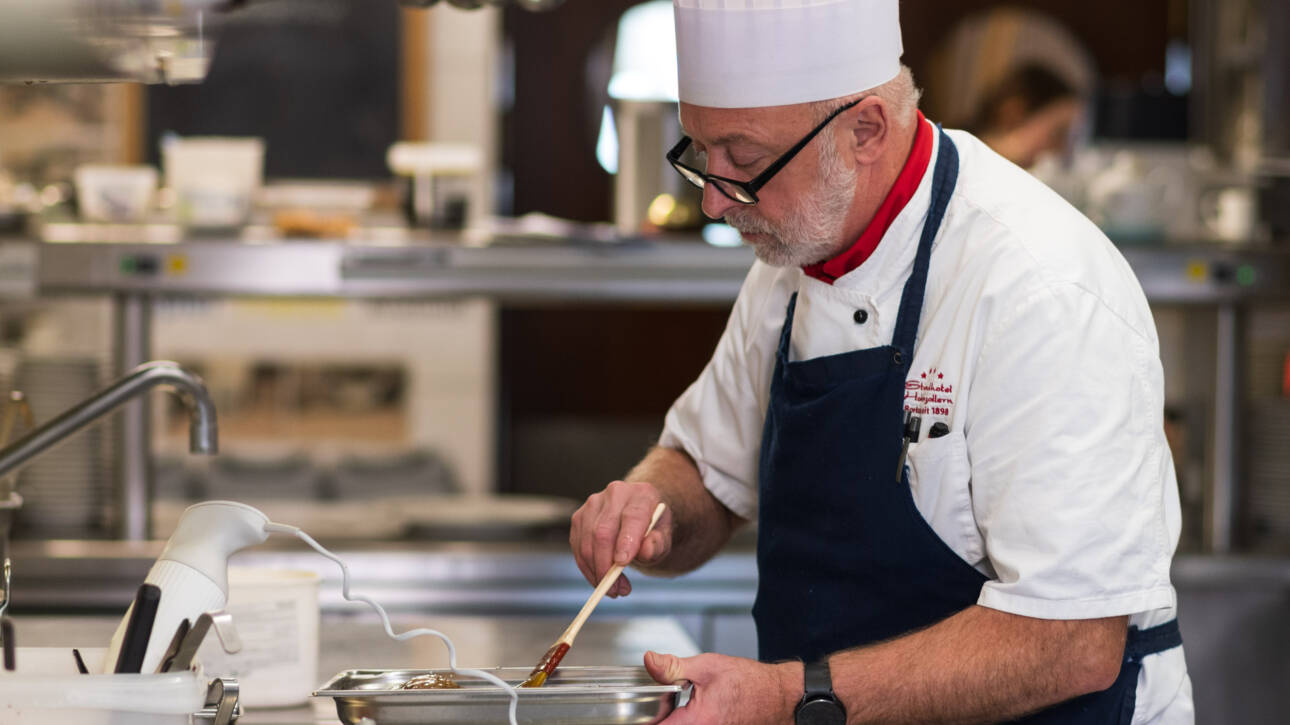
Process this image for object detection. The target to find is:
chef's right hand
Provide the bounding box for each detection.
[570,480,674,598]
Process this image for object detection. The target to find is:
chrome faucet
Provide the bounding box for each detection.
[0,361,218,482]
[0,361,216,621]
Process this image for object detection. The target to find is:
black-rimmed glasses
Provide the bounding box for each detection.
[666,97,862,205]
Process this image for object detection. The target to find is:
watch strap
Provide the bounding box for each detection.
[795,659,845,725]
[803,659,834,698]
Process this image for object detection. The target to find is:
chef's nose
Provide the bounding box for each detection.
[701,182,741,221]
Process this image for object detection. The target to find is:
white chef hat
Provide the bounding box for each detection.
[674,0,903,109]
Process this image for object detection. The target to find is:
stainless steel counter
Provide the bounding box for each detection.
[17,612,700,725]
[9,544,1290,722]
[9,539,759,616]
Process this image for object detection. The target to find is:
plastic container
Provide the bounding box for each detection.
[162,137,265,229]
[197,567,320,707]
[74,165,158,224]
[0,647,208,725]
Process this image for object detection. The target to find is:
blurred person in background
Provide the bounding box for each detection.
[966,63,1087,169]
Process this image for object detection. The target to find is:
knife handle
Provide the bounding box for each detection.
[115,584,161,673]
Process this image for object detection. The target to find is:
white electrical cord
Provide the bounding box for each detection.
[264,522,521,725]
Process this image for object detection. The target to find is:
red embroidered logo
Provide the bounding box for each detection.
[904,367,954,417]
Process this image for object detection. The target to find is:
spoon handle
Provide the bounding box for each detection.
[561,502,666,644]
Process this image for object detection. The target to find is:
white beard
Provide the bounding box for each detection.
[724,142,857,268]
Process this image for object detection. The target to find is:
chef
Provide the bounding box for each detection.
[568,1,1192,723]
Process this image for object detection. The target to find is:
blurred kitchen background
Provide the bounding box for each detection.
[0,0,1287,721]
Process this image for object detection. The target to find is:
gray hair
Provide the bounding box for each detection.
[809,65,922,130]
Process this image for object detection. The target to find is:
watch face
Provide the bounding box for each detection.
[796,697,846,725]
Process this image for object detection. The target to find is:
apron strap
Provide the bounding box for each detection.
[891,127,959,359]
[1124,619,1183,664]
[777,293,800,363]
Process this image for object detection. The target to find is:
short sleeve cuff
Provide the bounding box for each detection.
[977,583,1176,621]
[659,424,758,522]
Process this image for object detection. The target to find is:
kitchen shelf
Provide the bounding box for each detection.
[1,234,1286,304]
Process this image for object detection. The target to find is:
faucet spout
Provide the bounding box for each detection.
[0,361,217,481]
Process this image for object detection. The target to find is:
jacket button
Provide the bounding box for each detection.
[853,309,869,324]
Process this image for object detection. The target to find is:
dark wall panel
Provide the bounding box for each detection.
[147,1,401,179]
[504,0,1176,222]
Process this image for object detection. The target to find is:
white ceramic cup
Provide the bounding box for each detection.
[195,567,320,708]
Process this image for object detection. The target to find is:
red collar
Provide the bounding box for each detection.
[802,112,933,284]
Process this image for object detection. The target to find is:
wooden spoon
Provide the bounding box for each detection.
[520,502,667,688]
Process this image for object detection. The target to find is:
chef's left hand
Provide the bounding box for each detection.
[644,650,802,725]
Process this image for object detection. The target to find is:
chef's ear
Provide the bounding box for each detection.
[846,95,890,165]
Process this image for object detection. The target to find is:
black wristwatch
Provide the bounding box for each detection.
[794,659,846,725]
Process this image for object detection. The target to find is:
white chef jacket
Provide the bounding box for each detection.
[660,123,1194,723]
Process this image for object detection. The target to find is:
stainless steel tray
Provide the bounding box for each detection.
[314,666,689,725]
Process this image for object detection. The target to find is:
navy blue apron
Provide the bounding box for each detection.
[753,128,1181,723]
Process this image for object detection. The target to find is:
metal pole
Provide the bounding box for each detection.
[113,293,152,541]
[1263,0,1290,159]
[1188,0,1219,153]
[1208,303,1242,552]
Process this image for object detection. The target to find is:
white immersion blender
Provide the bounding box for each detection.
[102,501,271,674]
[102,498,525,723]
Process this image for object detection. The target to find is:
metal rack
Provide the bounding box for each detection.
[1,234,1288,550]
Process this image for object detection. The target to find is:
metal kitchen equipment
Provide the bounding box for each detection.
[612,99,691,235]
[10,237,1290,554]
[0,0,578,87]
[1190,0,1290,240]
[316,666,689,725]
[11,358,107,536]
[199,677,241,725]
[103,502,259,674]
[0,360,216,540]
[0,0,230,85]
[0,390,33,621]
[167,610,243,674]
[605,2,694,236]
[398,0,568,9]
[387,143,484,230]
[0,361,216,478]
[0,0,573,84]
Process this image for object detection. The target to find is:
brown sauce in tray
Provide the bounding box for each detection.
[401,673,462,690]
